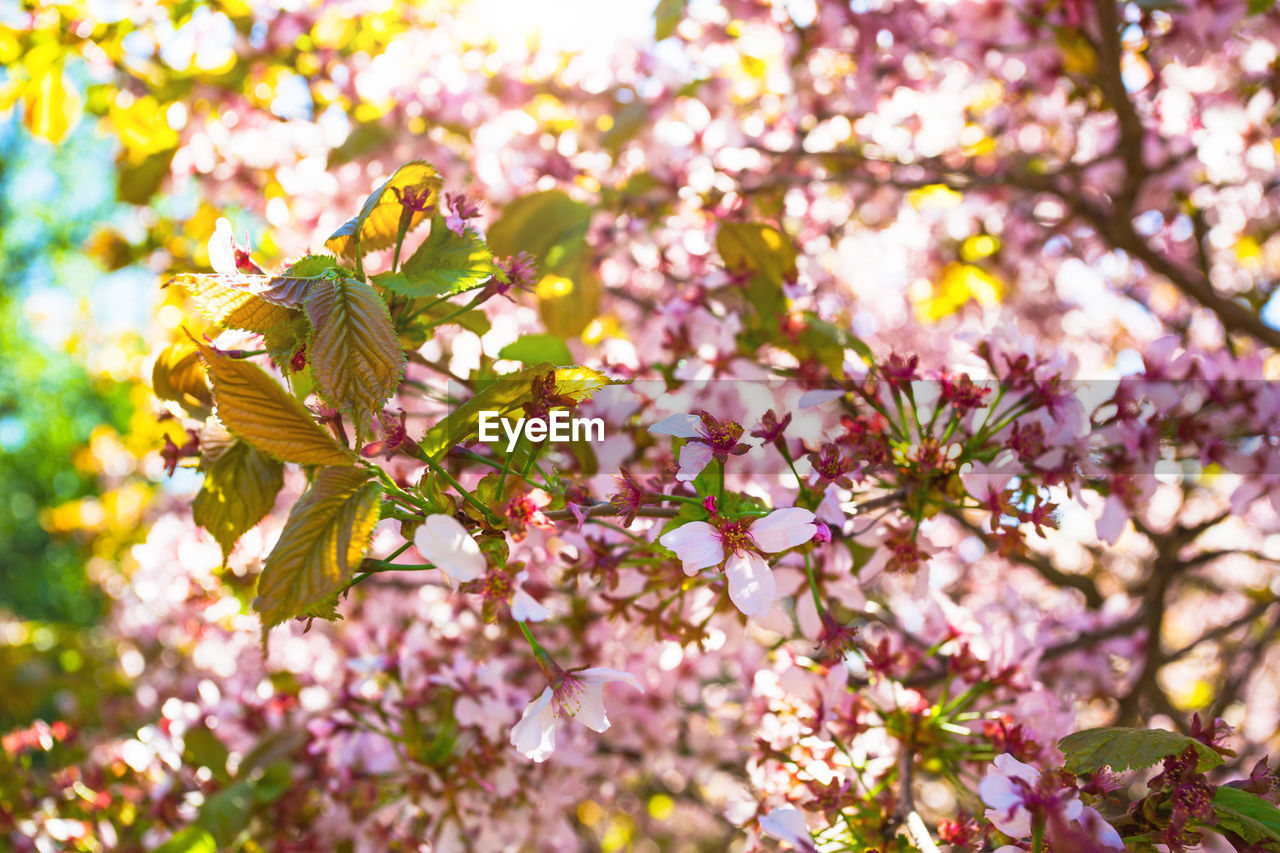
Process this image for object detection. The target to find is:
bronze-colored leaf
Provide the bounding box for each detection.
[254,466,381,631]
[304,276,405,439]
[193,440,285,560]
[152,342,213,417]
[201,347,356,466]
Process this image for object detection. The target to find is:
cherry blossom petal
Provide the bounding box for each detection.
[749,507,817,553]
[1096,495,1128,544]
[797,389,845,408]
[509,687,556,763]
[659,521,724,574]
[511,587,551,622]
[759,808,817,852]
[648,412,703,438]
[724,551,776,620]
[676,442,714,482]
[1079,806,1124,849]
[568,681,611,733]
[208,218,237,275]
[413,514,485,586]
[576,667,643,691]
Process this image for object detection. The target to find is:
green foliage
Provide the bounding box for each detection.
[418,365,612,460]
[253,465,382,631]
[153,827,218,853]
[0,117,133,626]
[487,190,599,337]
[500,333,574,366]
[374,214,501,299]
[716,221,796,332]
[1212,787,1280,844]
[1058,727,1226,775]
[192,440,285,561]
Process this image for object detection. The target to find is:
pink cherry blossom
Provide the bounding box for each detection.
[659,507,816,619]
[509,667,643,763]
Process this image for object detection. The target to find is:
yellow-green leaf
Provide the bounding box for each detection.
[373,215,501,299]
[486,190,592,270]
[152,342,213,417]
[193,440,285,560]
[167,273,300,335]
[418,364,613,459]
[324,161,442,260]
[303,276,404,438]
[486,190,597,338]
[716,221,795,328]
[201,347,356,466]
[254,466,381,630]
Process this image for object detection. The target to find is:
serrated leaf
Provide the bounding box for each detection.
[499,334,573,366]
[374,215,500,299]
[152,342,213,417]
[201,347,356,466]
[1212,787,1280,843]
[193,440,285,560]
[254,466,381,630]
[418,364,614,460]
[303,276,405,438]
[1058,727,1226,776]
[325,160,442,260]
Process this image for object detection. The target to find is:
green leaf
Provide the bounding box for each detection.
[182,724,231,783]
[375,215,501,299]
[486,190,598,338]
[117,147,176,205]
[1212,787,1280,843]
[1058,727,1226,776]
[303,276,405,438]
[486,190,591,273]
[193,440,285,560]
[152,827,217,853]
[196,781,254,846]
[201,347,356,466]
[254,465,381,631]
[1248,0,1275,14]
[717,222,796,328]
[499,334,573,366]
[654,0,687,40]
[325,160,442,260]
[418,364,613,460]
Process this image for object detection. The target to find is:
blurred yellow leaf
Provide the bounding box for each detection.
[907,184,962,210]
[109,95,179,161]
[918,262,1004,322]
[26,58,80,144]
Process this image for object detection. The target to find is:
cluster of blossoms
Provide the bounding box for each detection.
[6,0,1280,850]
